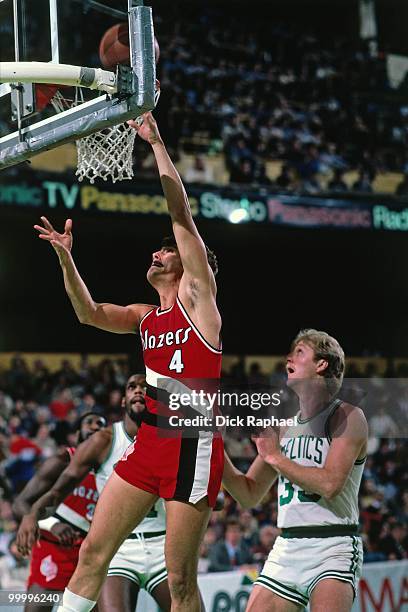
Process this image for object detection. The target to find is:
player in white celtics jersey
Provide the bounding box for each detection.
[16,374,171,612]
[223,329,368,612]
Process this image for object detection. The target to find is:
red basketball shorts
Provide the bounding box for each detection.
[27,534,82,591]
[115,422,224,507]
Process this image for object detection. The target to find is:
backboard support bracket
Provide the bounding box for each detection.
[11,82,36,121]
[0,4,156,170]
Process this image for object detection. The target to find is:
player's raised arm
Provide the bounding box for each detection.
[34,216,154,334]
[222,452,278,509]
[130,113,212,288]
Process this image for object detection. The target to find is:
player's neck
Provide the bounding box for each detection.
[123,415,139,438]
[157,287,178,311]
[151,276,180,309]
[297,382,332,420]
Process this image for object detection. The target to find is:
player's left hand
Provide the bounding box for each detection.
[252,427,281,464]
[16,514,39,557]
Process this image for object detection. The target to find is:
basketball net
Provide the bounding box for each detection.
[76,122,137,184]
[76,84,160,184]
[38,83,160,184]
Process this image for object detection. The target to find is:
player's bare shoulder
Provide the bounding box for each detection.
[329,402,368,442]
[128,303,157,327]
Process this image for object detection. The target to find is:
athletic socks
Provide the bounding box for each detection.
[57,589,97,612]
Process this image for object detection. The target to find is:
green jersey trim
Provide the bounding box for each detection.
[281,524,360,538]
[121,421,134,443]
[297,397,340,424]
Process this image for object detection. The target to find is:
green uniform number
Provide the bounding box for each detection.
[279,476,321,505]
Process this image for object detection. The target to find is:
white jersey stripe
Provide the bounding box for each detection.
[55,504,90,532]
[145,366,212,417]
[176,297,222,354]
[188,432,213,504]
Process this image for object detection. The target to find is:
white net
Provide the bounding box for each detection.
[75,122,137,184]
[44,84,159,184]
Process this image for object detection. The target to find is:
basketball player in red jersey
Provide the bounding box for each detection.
[34,112,223,612]
[13,413,106,612]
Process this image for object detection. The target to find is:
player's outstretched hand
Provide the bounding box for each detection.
[16,514,40,557]
[50,522,81,547]
[128,112,162,146]
[34,217,73,260]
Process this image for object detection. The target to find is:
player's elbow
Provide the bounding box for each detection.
[77,304,98,326]
[239,485,264,509]
[323,478,345,501]
[11,501,24,521]
[77,312,90,325]
[237,496,254,510]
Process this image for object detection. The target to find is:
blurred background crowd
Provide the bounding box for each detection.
[2,2,408,195]
[0,354,406,587]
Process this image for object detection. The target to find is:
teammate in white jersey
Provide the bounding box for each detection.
[16,374,171,612]
[223,329,368,612]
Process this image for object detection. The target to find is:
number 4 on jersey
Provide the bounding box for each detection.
[169,349,184,373]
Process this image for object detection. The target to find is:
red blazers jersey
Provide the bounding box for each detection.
[140,296,222,418]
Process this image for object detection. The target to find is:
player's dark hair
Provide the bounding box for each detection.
[75,411,107,434]
[161,236,218,276]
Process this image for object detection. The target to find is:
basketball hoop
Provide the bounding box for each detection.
[37,82,160,184]
[75,84,160,184]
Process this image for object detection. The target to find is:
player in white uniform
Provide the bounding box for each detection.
[16,374,171,612]
[223,329,368,612]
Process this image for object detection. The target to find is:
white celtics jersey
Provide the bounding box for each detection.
[278,399,365,528]
[96,421,166,534]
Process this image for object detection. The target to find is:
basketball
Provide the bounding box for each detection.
[99,22,160,70]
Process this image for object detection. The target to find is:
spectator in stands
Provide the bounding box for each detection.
[198,527,218,573]
[0,537,29,588]
[33,423,57,458]
[369,406,398,437]
[395,172,408,196]
[208,518,253,572]
[251,525,280,566]
[396,491,408,524]
[229,159,255,184]
[247,362,268,387]
[0,390,13,419]
[275,163,294,190]
[106,388,124,423]
[238,510,260,548]
[328,168,349,192]
[378,522,407,560]
[4,433,42,494]
[184,155,214,184]
[49,388,74,420]
[352,170,373,193]
[300,171,322,194]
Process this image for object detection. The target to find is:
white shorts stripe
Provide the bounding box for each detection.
[145,569,168,593]
[255,577,308,606]
[188,432,213,504]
